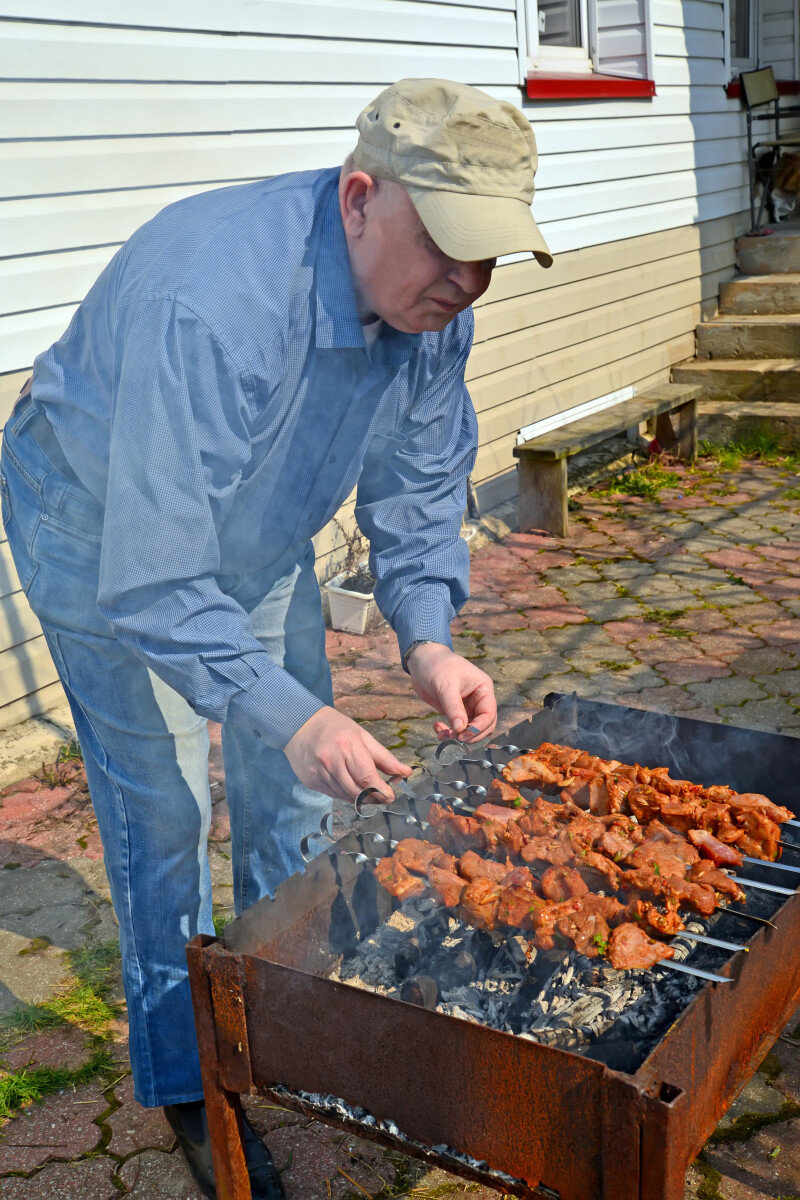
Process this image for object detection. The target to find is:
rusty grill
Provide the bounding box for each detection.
[187,694,800,1200]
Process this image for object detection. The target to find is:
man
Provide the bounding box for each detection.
[0,78,551,1197]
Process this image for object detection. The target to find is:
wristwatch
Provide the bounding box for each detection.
[402,639,433,673]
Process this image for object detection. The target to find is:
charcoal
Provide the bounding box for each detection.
[400,974,439,1009]
[394,939,421,978]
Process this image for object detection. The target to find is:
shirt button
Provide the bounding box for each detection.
[41,514,49,522]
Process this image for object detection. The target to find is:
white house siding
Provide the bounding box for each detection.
[761,0,798,80]
[0,0,792,722]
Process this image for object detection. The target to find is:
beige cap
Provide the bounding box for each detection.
[353,78,552,268]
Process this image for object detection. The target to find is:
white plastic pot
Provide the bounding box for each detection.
[325,571,381,635]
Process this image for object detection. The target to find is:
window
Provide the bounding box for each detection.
[729,0,756,70]
[519,0,656,94]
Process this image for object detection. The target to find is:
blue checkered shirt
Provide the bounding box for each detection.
[30,168,477,748]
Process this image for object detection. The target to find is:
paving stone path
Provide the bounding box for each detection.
[2,453,800,1197]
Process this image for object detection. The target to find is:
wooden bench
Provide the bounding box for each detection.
[512,383,702,537]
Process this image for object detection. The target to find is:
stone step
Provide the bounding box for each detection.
[719,274,800,315]
[697,314,800,359]
[671,357,800,403]
[698,398,800,449]
[736,225,800,275]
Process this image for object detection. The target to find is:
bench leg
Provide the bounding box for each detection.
[518,457,568,537]
[650,400,697,462]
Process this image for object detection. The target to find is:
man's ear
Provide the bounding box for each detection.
[340,171,378,238]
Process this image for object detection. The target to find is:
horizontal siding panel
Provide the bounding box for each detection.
[0,680,66,731]
[655,26,723,58]
[0,82,739,139]
[473,238,733,341]
[0,589,44,652]
[2,129,747,202]
[651,0,723,32]
[536,163,747,224]
[469,270,723,392]
[0,248,117,317]
[0,305,77,374]
[0,0,518,46]
[2,130,356,200]
[0,23,518,86]
[0,636,60,702]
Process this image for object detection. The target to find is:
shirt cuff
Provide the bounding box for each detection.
[225,667,327,750]
[391,584,454,665]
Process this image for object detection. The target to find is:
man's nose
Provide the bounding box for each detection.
[447,259,488,295]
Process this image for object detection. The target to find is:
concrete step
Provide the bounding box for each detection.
[736,224,800,275]
[697,314,800,359]
[671,357,800,403]
[698,398,800,449]
[719,274,800,315]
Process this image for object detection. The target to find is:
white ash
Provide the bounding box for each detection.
[330,896,715,1062]
[271,1086,542,1195]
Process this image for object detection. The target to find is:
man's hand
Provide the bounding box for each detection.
[284,706,411,803]
[407,643,497,743]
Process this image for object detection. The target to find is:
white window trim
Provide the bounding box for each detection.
[523,0,593,75]
[725,0,759,78]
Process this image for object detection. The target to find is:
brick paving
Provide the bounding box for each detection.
[2,454,800,1196]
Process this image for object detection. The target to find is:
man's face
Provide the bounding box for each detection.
[341,173,496,335]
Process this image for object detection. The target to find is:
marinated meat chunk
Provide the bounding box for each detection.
[540,865,589,902]
[700,785,736,804]
[729,793,793,825]
[667,876,717,916]
[596,828,636,862]
[605,774,634,813]
[608,923,675,970]
[428,804,484,854]
[657,799,705,833]
[479,814,526,857]
[394,839,448,875]
[576,850,626,890]
[427,864,467,908]
[581,893,628,926]
[497,885,543,929]
[629,839,691,879]
[647,769,701,799]
[733,809,780,860]
[374,856,427,901]
[556,907,611,958]
[521,835,575,868]
[503,754,564,793]
[689,860,746,902]
[489,778,530,809]
[530,898,583,950]
[560,769,603,810]
[627,786,663,824]
[460,877,502,931]
[458,851,510,883]
[518,797,564,838]
[474,802,528,824]
[501,865,538,890]
[687,828,743,868]
[629,899,684,936]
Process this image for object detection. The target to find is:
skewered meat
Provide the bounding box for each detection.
[521,835,575,867]
[497,884,543,930]
[460,877,501,931]
[394,839,450,875]
[428,864,467,908]
[458,850,509,882]
[688,828,743,868]
[428,805,483,854]
[581,893,628,926]
[517,797,565,837]
[474,806,527,856]
[628,898,685,936]
[689,860,746,902]
[608,923,675,970]
[556,907,611,958]
[374,856,427,901]
[489,778,529,808]
[527,897,583,950]
[503,753,564,792]
[540,865,589,902]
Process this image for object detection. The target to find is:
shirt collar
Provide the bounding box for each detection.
[314,176,421,364]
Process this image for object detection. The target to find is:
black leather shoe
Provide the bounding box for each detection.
[164,1099,286,1200]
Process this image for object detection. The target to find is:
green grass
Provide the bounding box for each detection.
[700,425,787,469]
[640,607,693,637]
[596,660,631,672]
[213,911,234,938]
[783,486,800,500]
[598,461,679,500]
[0,939,122,1122]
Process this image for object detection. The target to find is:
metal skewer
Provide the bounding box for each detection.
[663,960,733,984]
[718,905,777,929]
[677,930,748,953]
[742,855,800,874]
[728,875,797,896]
[779,839,800,851]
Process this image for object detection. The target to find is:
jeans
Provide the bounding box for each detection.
[1,395,334,1107]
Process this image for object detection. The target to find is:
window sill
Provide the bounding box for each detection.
[526,71,656,99]
[726,77,800,98]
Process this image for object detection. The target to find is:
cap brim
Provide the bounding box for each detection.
[407,186,553,268]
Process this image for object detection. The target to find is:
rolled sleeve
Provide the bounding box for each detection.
[96,298,323,748]
[355,313,477,663]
